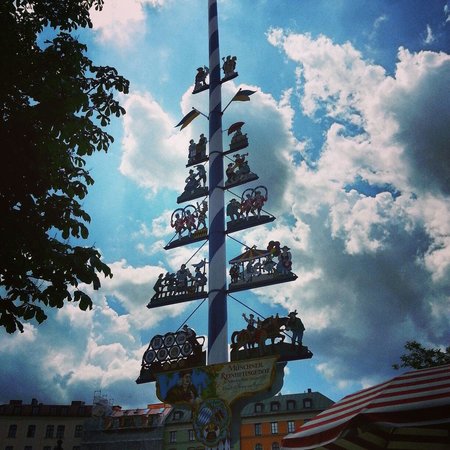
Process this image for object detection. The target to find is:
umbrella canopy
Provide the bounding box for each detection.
[282,364,450,450]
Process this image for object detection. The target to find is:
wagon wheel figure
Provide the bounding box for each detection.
[164,332,176,347]
[176,330,188,345]
[150,334,164,349]
[143,349,156,365]
[171,208,185,239]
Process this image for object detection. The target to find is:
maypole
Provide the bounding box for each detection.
[137,2,314,448]
[207,0,228,365]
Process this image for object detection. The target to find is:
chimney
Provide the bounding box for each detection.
[307,388,312,393]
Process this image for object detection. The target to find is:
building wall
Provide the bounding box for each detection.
[239,391,334,450]
[0,400,91,450]
[163,391,334,450]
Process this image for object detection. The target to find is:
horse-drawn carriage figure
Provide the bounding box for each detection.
[230,311,313,363]
[227,241,297,292]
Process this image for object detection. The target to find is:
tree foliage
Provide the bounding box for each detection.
[0,1,129,333]
[393,340,450,370]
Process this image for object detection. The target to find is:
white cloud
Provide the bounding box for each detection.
[90,0,166,48]
[120,91,187,194]
[266,29,450,389]
[424,24,435,44]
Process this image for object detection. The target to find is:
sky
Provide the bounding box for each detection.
[2,0,450,410]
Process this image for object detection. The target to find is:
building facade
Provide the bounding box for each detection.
[163,408,203,450]
[0,399,92,450]
[1,390,333,450]
[240,390,334,450]
[81,403,171,450]
[162,390,333,450]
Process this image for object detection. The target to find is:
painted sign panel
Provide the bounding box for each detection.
[155,356,278,446]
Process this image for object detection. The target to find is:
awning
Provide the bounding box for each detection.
[282,364,450,450]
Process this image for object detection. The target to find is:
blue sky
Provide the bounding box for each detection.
[2,0,450,409]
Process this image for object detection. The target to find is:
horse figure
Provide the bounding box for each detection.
[230,327,268,355]
[259,315,288,346]
[230,315,288,355]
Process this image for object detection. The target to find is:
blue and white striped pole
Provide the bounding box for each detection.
[207,0,228,365]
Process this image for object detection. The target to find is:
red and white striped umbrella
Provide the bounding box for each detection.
[282,364,450,450]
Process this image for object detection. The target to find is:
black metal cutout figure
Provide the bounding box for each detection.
[193,66,209,93]
[166,203,208,250]
[226,186,275,234]
[225,122,248,154]
[137,327,206,383]
[187,134,208,167]
[224,153,258,189]
[148,259,208,308]
[221,55,238,82]
[227,241,297,292]
[177,165,208,203]
[229,312,312,363]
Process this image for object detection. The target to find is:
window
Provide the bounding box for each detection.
[286,400,296,410]
[270,401,280,411]
[272,443,280,450]
[45,425,54,438]
[188,429,195,441]
[74,424,83,438]
[27,425,36,437]
[173,410,184,420]
[271,422,278,434]
[287,421,295,433]
[254,403,264,413]
[303,398,312,408]
[44,446,52,450]
[254,423,262,436]
[7,424,17,438]
[169,431,176,443]
[24,446,32,450]
[255,444,262,450]
[56,425,65,438]
[73,447,81,450]
[5,446,13,450]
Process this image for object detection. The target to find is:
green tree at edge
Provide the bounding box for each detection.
[0,1,130,333]
[393,340,450,370]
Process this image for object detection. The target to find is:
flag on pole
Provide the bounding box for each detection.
[175,108,200,130]
[231,89,256,102]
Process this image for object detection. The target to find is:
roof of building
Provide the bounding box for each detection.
[240,391,334,417]
[0,399,93,417]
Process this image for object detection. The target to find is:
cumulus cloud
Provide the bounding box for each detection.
[0,260,191,408]
[90,0,166,48]
[264,29,450,390]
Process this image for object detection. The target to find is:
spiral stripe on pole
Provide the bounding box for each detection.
[208,0,228,365]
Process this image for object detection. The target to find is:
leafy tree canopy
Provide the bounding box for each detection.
[0,1,129,333]
[393,340,450,370]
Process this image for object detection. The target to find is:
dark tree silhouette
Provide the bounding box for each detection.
[0,1,129,333]
[393,340,450,370]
